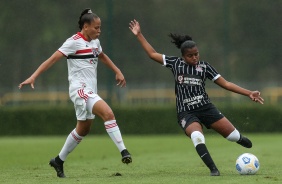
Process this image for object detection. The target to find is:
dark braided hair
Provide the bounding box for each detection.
[169,33,196,55]
[78,8,99,31]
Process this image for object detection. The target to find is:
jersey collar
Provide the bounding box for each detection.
[77,32,89,42]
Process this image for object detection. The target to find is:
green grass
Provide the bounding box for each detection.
[0,134,281,184]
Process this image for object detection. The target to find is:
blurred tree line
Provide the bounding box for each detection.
[0,0,281,94]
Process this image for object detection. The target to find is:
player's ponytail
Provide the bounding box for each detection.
[169,33,196,55]
[78,8,99,31]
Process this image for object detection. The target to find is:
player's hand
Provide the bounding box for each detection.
[129,19,141,36]
[249,91,264,104]
[18,77,35,89]
[116,72,126,88]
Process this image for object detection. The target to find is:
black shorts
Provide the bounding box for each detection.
[177,103,224,131]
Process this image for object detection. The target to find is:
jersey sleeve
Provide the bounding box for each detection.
[163,55,179,69]
[58,38,77,57]
[205,62,221,81]
[96,39,103,55]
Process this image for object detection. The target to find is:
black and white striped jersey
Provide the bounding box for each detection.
[163,55,221,113]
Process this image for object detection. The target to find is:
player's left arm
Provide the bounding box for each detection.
[214,76,264,104]
[98,52,126,87]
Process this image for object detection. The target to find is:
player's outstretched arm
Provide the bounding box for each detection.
[18,51,64,89]
[215,76,264,104]
[129,19,163,64]
[99,52,126,87]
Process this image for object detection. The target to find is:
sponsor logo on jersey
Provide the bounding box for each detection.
[178,75,184,84]
[177,74,202,86]
[183,95,204,106]
[89,59,96,64]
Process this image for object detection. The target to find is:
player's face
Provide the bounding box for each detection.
[84,18,101,40]
[182,47,200,66]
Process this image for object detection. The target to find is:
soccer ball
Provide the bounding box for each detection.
[235,153,260,175]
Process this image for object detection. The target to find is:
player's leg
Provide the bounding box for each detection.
[185,122,220,176]
[90,98,132,164]
[210,117,252,148]
[49,120,92,178]
[49,89,94,178]
[58,120,92,162]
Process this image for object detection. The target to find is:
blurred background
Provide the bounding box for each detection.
[0,0,281,135]
[0,0,282,136]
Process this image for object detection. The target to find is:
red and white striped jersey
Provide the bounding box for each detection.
[58,32,102,93]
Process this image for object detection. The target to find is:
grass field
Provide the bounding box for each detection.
[0,134,281,184]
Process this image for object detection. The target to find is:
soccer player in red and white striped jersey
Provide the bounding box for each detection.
[19,8,132,178]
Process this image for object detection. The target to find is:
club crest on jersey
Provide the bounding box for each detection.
[92,48,99,57]
[196,66,203,72]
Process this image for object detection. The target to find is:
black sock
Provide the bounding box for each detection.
[55,155,64,165]
[195,144,217,171]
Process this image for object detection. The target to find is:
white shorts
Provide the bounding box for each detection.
[70,87,102,121]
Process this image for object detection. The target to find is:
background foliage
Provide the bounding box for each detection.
[1,105,281,135]
[0,0,281,92]
[0,0,281,135]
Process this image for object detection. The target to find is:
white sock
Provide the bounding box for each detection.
[59,129,83,161]
[226,129,240,142]
[191,131,205,147]
[104,120,126,152]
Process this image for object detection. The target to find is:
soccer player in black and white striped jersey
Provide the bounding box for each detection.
[129,19,264,176]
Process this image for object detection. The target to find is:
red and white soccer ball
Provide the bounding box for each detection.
[236,153,260,175]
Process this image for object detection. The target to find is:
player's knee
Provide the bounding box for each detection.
[226,129,240,142]
[102,110,115,121]
[76,120,92,136]
[191,131,205,147]
[81,129,90,136]
[76,127,91,136]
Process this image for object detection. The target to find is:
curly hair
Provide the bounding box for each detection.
[169,33,196,55]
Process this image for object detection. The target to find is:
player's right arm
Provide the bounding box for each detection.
[18,51,64,89]
[129,19,163,64]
